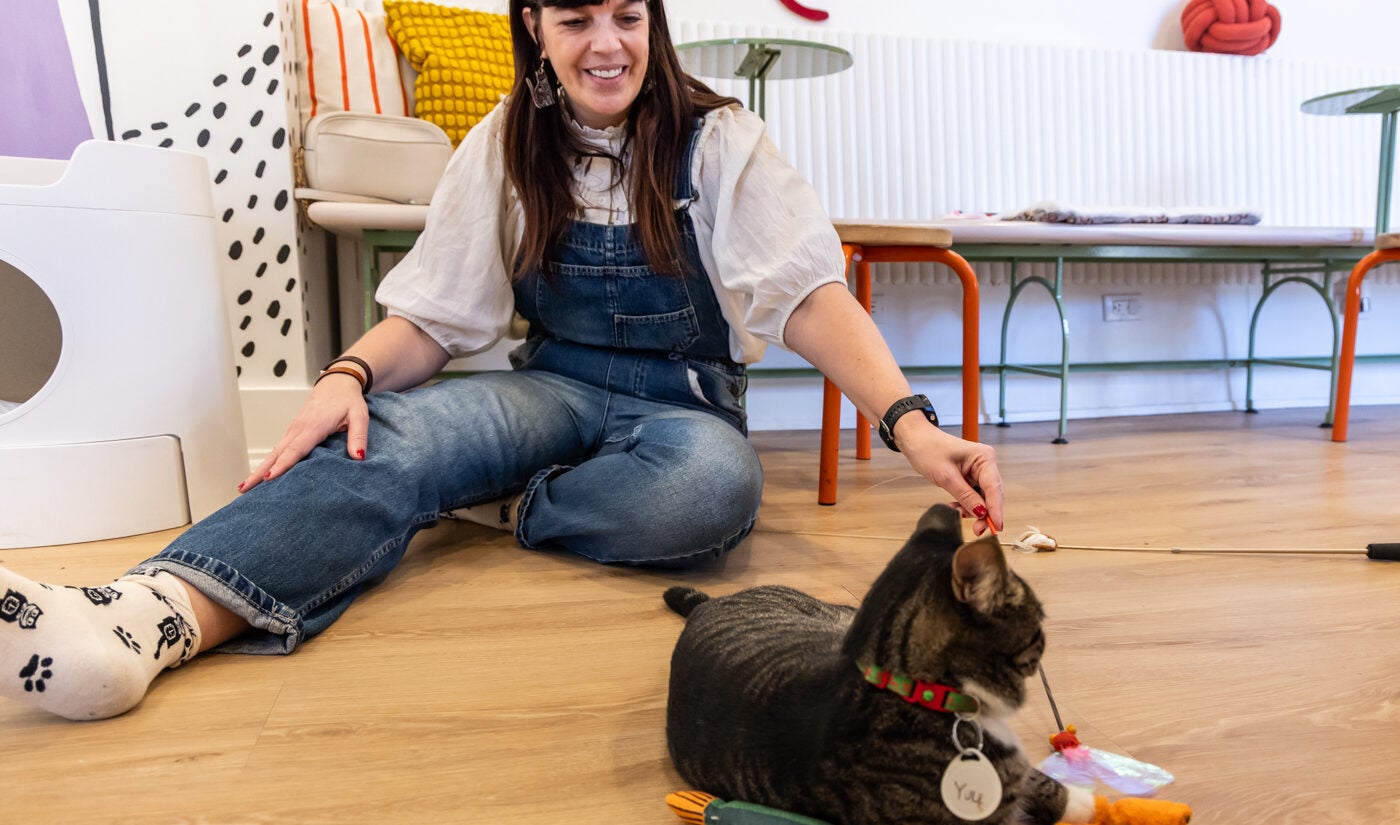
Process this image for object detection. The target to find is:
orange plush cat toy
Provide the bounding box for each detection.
[664,791,1192,825]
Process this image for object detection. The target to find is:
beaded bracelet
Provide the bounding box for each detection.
[322,355,374,394]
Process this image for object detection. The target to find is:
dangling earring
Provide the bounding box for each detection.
[528,58,556,109]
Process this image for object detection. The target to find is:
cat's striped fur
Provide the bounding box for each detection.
[664,504,1077,825]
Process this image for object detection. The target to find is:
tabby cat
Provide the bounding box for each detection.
[664,503,1093,825]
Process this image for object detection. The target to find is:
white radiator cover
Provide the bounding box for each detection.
[673,20,1399,287]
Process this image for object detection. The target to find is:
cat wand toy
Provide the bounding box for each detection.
[1003,521,1400,560]
[987,520,1180,797]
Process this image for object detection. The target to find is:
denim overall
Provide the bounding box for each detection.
[510,118,747,433]
[135,118,765,654]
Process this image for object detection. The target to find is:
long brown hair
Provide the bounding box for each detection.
[503,0,739,278]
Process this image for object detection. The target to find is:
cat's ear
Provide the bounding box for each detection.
[914,503,964,543]
[951,535,1010,615]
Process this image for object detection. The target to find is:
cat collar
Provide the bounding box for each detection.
[858,662,980,714]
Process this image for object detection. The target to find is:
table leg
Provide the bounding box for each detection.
[1334,248,1400,442]
[1051,259,1069,445]
[361,237,378,335]
[1377,111,1396,237]
[817,243,861,505]
[854,258,874,460]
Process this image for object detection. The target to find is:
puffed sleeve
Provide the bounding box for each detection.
[689,106,847,357]
[375,103,524,358]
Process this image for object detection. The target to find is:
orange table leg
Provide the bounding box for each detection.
[818,243,862,504]
[923,247,981,444]
[858,245,981,443]
[1332,248,1400,442]
[817,243,982,504]
[818,375,843,505]
[854,258,873,461]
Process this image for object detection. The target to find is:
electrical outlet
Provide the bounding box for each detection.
[1332,282,1373,316]
[1102,294,1143,322]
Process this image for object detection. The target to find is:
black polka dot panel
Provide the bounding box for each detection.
[111,1,311,385]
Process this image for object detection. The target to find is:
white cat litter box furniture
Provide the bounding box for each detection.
[0,140,247,549]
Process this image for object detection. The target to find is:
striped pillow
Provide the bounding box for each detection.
[295,0,410,130]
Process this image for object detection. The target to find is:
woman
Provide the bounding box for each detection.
[0,0,1002,721]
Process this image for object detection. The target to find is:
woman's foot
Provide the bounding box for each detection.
[0,568,201,720]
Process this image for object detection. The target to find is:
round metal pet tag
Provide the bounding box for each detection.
[940,749,1004,822]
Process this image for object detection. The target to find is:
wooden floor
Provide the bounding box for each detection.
[3,406,1399,824]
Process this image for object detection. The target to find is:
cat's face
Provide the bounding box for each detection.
[843,504,1046,713]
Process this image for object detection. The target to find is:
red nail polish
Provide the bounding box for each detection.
[356,449,365,459]
[264,472,272,480]
[236,482,245,492]
[974,505,988,519]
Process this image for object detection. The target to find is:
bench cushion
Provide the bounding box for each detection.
[930,221,1372,247]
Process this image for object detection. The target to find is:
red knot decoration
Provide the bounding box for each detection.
[1182,0,1281,56]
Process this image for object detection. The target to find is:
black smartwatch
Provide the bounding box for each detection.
[878,394,940,452]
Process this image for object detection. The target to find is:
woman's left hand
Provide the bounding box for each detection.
[890,416,1003,536]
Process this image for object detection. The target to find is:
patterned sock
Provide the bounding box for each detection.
[443,493,523,532]
[0,568,201,720]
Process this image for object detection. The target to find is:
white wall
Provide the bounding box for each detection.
[667,0,1400,69]
[403,0,1400,436]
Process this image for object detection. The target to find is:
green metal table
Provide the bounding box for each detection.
[1302,85,1400,238]
[674,38,852,120]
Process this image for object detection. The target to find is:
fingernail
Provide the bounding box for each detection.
[236,482,245,492]
[356,449,365,459]
[974,505,988,519]
[264,472,272,480]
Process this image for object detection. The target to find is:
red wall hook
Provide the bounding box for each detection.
[778,0,829,22]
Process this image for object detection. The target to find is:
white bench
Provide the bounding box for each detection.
[306,198,1385,445]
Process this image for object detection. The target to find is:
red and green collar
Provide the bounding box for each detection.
[858,662,980,714]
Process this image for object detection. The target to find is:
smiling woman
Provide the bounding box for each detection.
[521,0,650,130]
[503,0,742,282]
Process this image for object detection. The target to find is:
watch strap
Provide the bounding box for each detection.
[878,394,939,452]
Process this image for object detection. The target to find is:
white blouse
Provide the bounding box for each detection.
[375,101,846,364]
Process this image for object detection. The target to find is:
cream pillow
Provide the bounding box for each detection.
[295,0,411,129]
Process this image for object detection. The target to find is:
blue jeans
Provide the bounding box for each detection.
[130,369,763,654]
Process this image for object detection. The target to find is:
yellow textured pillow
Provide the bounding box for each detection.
[384,1,515,146]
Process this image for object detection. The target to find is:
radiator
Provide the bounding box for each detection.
[673,20,1398,286]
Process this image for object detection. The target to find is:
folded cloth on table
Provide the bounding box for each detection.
[1002,200,1261,225]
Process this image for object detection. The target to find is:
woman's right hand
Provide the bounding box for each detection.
[238,372,370,493]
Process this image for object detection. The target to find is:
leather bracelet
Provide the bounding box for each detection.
[324,355,374,394]
[315,366,367,393]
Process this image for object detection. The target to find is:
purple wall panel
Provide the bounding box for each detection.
[0,0,94,159]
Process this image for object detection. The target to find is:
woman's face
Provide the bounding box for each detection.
[524,0,651,130]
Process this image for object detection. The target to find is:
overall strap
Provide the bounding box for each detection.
[673,116,707,202]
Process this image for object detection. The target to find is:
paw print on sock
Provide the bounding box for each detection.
[153,614,195,663]
[112,626,142,654]
[0,589,43,629]
[19,654,53,693]
[79,586,123,606]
